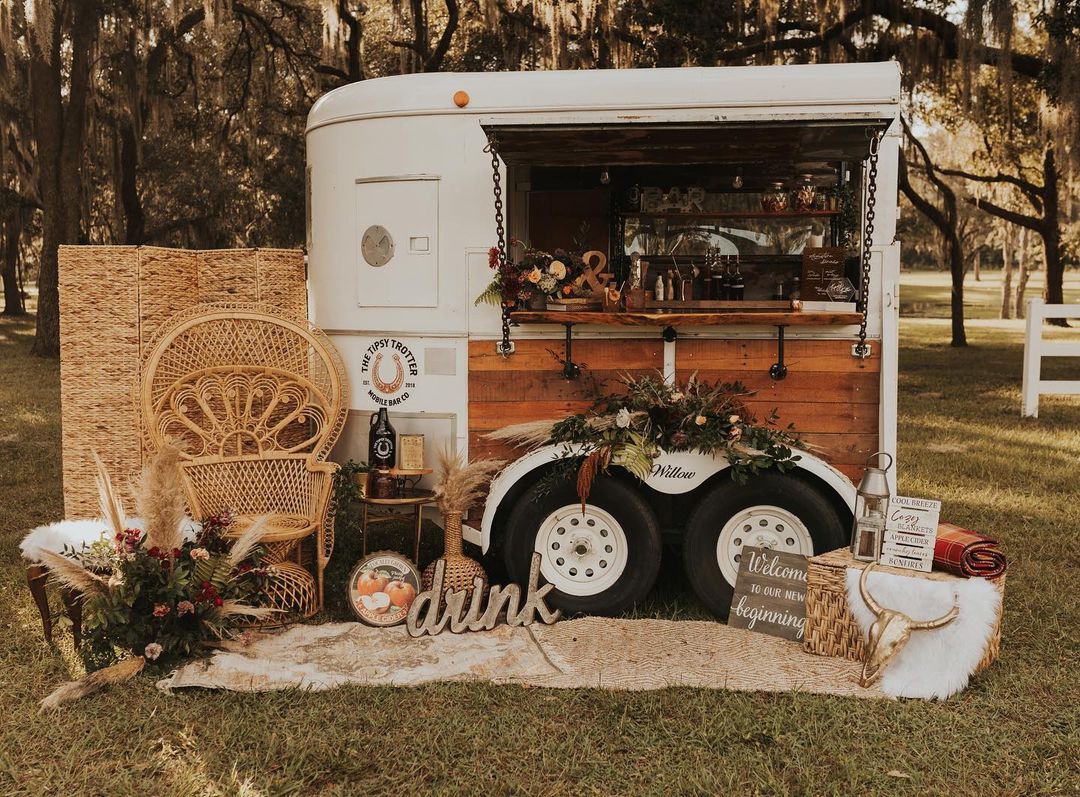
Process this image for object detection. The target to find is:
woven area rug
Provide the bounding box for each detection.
[158,617,884,699]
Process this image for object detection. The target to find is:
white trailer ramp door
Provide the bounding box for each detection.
[355,175,439,308]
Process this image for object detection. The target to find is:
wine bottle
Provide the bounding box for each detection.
[369,407,397,469]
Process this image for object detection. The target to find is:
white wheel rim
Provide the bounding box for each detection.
[535,504,628,596]
[715,505,813,586]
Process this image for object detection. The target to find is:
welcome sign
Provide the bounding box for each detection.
[728,547,809,642]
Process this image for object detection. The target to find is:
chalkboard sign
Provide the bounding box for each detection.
[728,547,809,642]
[801,247,847,301]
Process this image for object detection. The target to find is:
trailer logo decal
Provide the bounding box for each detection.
[361,338,419,406]
[650,464,696,480]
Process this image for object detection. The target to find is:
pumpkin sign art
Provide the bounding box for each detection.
[348,552,421,627]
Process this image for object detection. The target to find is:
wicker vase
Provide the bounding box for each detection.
[422,511,487,599]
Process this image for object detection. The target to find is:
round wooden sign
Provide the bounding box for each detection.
[347,551,421,627]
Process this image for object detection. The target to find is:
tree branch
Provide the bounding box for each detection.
[937,165,1043,210]
[424,0,458,72]
[965,196,1044,233]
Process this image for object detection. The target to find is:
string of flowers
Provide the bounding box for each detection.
[487,373,802,506]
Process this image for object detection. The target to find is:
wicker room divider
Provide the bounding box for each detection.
[58,246,307,519]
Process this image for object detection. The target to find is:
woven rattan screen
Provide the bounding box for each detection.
[58,246,307,518]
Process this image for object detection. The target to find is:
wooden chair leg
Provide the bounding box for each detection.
[26,565,52,642]
[61,589,83,648]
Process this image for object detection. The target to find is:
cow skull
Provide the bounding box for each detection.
[858,564,959,687]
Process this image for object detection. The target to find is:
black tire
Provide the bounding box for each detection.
[503,475,662,615]
[682,472,848,620]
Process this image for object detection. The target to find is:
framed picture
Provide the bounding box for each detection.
[347,552,421,627]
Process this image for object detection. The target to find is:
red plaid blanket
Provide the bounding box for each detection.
[934,522,1006,578]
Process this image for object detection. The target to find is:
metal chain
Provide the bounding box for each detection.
[855,130,881,359]
[486,132,513,357]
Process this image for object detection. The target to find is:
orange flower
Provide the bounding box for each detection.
[562,284,573,296]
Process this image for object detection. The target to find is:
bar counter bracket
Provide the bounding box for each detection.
[770,326,788,381]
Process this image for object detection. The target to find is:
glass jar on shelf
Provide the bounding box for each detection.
[761,181,789,213]
[793,174,816,212]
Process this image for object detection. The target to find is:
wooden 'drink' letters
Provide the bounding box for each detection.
[406,552,561,637]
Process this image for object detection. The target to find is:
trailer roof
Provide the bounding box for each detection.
[307,63,901,134]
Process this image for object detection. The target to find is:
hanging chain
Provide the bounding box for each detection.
[854,129,881,359]
[486,132,513,357]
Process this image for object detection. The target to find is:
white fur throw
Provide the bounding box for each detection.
[20,517,199,563]
[845,567,1001,700]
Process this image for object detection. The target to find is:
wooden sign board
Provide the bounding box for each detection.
[399,434,425,470]
[881,496,941,572]
[728,547,809,642]
[801,247,846,301]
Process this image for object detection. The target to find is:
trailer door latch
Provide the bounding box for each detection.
[851,342,872,359]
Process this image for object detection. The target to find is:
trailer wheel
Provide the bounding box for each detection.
[503,476,661,615]
[682,472,847,619]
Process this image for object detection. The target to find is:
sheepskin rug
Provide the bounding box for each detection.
[20,517,199,563]
[845,567,1001,700]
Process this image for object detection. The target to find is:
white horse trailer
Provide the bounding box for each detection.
[306,63,901,616]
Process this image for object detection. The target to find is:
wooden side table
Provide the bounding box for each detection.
[359,489,438,565]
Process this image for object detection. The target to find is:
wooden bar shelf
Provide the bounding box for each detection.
[510,310,863,327]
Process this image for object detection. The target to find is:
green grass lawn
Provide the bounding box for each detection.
[900,268,1080,319]
[2,292,1078,795]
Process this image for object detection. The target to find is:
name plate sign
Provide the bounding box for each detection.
[881,496,941,572]
[728,547,809,642]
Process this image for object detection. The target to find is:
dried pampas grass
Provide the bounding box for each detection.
[227,516,270,567]
[93,452,127,538]
[40,657,146,712]
[484,419,557,449]
[36,550,108,595]
[434,447,504,515]
[137,443,186,553]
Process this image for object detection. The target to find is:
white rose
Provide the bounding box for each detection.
[615,408,632,429]
[144,642,163,661]
[548,260,567,280]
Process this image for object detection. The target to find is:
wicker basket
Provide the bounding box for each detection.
[804,548,1004,674]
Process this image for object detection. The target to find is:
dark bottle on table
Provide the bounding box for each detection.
[721,257,734,300]
[730,258,745,301]
[369,407,397,469]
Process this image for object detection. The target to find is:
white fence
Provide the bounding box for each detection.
[1022,298,1080,417]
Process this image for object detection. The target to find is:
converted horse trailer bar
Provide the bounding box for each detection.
[306,63,901,616]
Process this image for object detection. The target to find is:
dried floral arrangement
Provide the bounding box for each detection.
[488,374,802,506]
[39,448,273,709]
[475,240,591,307]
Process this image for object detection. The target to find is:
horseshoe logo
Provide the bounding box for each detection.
[371,352,405,394]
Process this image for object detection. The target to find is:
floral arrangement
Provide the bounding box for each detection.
[488,374,802,506]
[475,240,589,306]
[39,447,273,709]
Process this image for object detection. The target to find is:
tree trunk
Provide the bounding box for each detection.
[999,226,1013,319]
[948,236,967,347]
[973,247,981,281]
[1015,227,1031,319]
[1,213,26,316]
[120,120,146,244]
[1040,147,1066,325]
[29,0,99,356]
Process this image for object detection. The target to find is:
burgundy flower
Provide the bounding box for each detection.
[670,431,689,447]
[214,597,223,607]
[153,603,171,618]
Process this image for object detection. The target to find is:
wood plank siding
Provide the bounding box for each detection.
[469,337,879,483]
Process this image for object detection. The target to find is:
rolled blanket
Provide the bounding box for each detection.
[934,522,1006,578]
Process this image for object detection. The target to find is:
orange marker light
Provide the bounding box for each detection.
[453,90,470,108]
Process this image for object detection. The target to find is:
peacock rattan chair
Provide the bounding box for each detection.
[139,303,349,620]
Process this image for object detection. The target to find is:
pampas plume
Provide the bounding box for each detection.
[37,550,108,594]
[217,600,279,622]
[228,515,270,567]
[484,419,556,449]
[39,657,145,711]
[93,452,127,538]
[137,444,186,552]
[434,446,504,515]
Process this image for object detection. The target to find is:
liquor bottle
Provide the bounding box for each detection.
[721,256,733,300]
[369,407,397,469]
[730,258,745,301]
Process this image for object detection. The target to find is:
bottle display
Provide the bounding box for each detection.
[369,407,397,469]
[730,258,745,301]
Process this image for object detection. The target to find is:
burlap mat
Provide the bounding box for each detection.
[158,617,883,699]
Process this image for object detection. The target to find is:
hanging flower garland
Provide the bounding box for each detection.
[488,374,802,505]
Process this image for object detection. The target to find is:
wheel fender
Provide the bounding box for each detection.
[470,444,857,553]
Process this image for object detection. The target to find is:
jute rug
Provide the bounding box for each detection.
[158,617,884,699]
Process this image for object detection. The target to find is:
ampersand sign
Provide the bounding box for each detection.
[575,250,612,295]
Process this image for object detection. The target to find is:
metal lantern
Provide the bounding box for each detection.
[850,452,893,562]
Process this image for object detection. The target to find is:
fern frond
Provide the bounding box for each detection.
[575,447,611,510]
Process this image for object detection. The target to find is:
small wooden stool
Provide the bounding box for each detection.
[359,489,438,565]
[26,565,83,647]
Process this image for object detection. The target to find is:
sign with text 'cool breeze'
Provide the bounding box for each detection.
[728,547,809,642]
[881,496,941,573]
